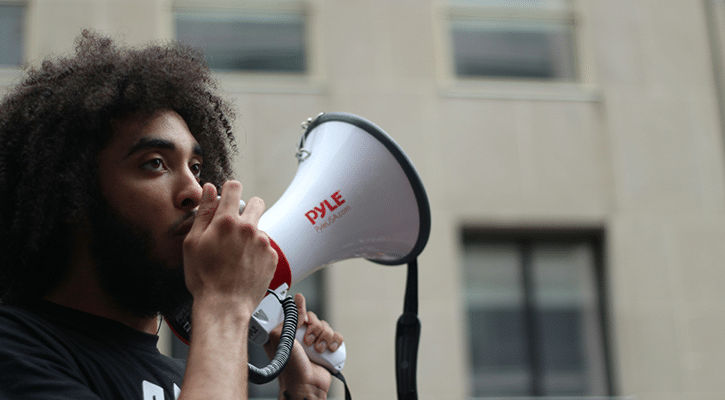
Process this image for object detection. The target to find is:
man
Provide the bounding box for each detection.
[0,30,342,399]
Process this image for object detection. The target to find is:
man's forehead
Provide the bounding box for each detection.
[108,110,202,157]
[123,137,203,160]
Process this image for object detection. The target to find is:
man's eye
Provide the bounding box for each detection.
[190,162,202,178]
[142,158,164,171]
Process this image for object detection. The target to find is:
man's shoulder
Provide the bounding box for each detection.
[0,301,79,361]
[0,302,54,339]
[0,301,81,339]
[0,302,186,399]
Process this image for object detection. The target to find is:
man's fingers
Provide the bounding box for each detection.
[328,332,344,352]
[241,196,266,225]
[292,294,345,355]
[294,293,308,327]
[188,183,218,237]
[216,181,243,220]
[304,311,335,353]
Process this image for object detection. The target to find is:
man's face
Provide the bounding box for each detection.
[93,110,204,317]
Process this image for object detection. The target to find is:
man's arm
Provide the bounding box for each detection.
[179,181,277,399]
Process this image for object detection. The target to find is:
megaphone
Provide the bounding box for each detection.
[261,111,430,288]
[166,112,431,384]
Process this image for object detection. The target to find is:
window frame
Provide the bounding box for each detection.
[460,226,614,398]
[172,0,325,94]
[0,0,27,76]
[433,0,599,101]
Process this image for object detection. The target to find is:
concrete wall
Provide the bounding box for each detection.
[3,0,725,399]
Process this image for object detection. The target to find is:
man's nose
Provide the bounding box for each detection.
[176,171,203,211]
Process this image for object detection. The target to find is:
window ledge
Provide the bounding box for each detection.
[213,71,326,95]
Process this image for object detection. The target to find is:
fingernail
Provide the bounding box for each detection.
[305,334,315,345]
[329,342,339,352]
[317,341,327,352]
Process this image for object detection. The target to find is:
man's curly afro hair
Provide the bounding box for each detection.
[0,30,237,304]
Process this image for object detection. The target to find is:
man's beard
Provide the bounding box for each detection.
[89,202,193,319]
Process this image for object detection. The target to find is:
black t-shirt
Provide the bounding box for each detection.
[0,300,185,399]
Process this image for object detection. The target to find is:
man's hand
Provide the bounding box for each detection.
[265,293,344,400]
[179,180,278,400]
[183,181,277,313]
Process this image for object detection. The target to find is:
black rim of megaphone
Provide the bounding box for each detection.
[303,112,431,266]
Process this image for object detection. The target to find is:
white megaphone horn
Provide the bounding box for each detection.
[166,112,431,384]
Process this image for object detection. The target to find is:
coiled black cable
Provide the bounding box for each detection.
[248,291,299,384]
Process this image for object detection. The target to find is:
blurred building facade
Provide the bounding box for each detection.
[2,1,725,399]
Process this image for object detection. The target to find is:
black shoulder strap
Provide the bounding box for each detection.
[395,259,421,400]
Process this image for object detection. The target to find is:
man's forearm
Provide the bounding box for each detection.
[179,295,253,400]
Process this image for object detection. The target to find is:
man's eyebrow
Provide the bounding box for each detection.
[123,138,203,159]
[123,138,174,159]
[192,143,203,158]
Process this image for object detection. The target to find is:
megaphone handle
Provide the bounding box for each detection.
[295,326,347,372]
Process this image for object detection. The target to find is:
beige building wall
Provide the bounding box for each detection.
[3,0,725,399]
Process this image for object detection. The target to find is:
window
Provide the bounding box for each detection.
[0,2,25,67]
[174,4,307,74]
[448,0,577,81]
[461,228,610,398]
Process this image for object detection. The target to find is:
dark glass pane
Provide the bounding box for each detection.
[463,243,530,396]
[0,4,25,66]
[537,308,589,394]
[538,309,584,372]
[176,10,306,73]
[451,19,575,80]
[469,308,531,396]
[532,243,608,396]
